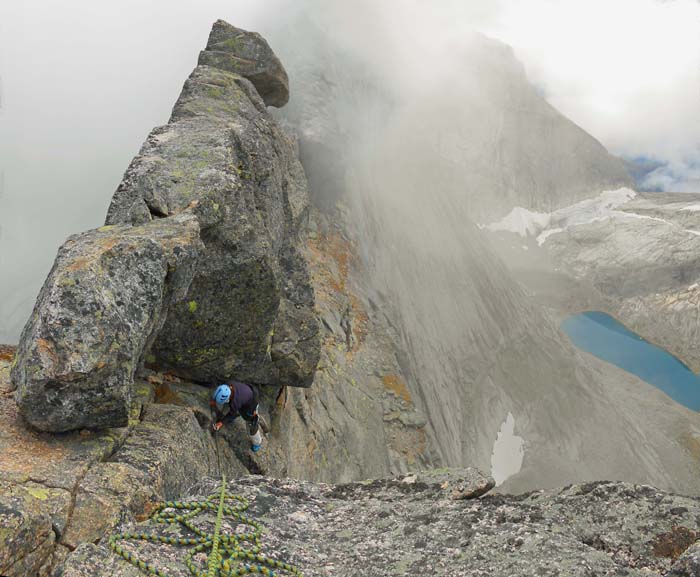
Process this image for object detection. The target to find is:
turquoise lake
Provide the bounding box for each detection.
[561,311,700,412]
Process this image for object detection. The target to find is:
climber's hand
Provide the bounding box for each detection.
[212,421,223,432]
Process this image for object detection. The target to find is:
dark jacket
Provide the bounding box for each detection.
[213,381,259,425]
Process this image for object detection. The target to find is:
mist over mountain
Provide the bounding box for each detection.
[2,6,700,575]
[1,0,698,341]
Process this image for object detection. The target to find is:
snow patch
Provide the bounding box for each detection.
[483,188,638,246]
[485,207,550,237]
[536,227,565,246]
[552,188,637,228]
[681,204,700,212]
[490,412,525,486]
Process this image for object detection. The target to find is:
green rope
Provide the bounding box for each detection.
[207,472,227,577]
[109,436,303,577]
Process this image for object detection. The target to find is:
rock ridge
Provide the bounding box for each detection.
[11,20,320,432]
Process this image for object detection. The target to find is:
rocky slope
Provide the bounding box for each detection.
[547,192,700,373]
[60,474,700,577]
[3,346,700,576]
[9,18,700,494]
[485,191,700,373]
[0,350,250,577]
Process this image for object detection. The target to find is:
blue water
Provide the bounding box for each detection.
[561,311,700,412]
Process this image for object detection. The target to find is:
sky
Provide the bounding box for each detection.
[488,0,700,192]
[0,0,698,341]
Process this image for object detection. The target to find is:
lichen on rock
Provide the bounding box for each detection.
[12,215,202,432]
[106,21,319,388]
[198,19,289,107]
[58,476,700,577]
[11,20,320,433]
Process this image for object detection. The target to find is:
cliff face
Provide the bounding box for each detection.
[276,21,631,221]
[263,214,437,482]
[269,18,700,494]
[11,18,698,490]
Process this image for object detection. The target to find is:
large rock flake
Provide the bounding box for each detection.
[12,216,201,431]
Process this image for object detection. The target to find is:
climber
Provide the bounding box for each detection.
[210,382,264,452]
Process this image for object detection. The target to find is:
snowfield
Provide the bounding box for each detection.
[485,188,637,244]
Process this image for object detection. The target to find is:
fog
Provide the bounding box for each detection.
[264,0,687,484]
[1,0,698,342]
[488,0,700,192]
[0,0,275,341]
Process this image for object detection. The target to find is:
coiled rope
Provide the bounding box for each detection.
[109,433,303,577]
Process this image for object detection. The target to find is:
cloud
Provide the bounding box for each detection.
[484,0,700,190]
[0,0,698,341]
[640,153,700,192]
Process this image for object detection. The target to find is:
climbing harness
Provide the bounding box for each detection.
[109,425,303,576]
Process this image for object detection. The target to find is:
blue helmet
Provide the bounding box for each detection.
[214,384,231,404]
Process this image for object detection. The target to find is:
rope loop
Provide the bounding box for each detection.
[109,477,303,577]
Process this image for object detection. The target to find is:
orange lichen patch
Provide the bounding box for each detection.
[322,235,352,293]
[348,294,369,350]
[147,374,164,385]
[66,257,93,272]
[652,526,698,559]
[390,427,426,467]
[307,233,354,294]
[162,372,181,383]
[97,237,120,251]
[306,232,370,353]
[382,374,412,404]
[0,345,16,362]
[0,397,69,478]
[36,338,58,364]
[154,383,184,405]
[134,500,160,522]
